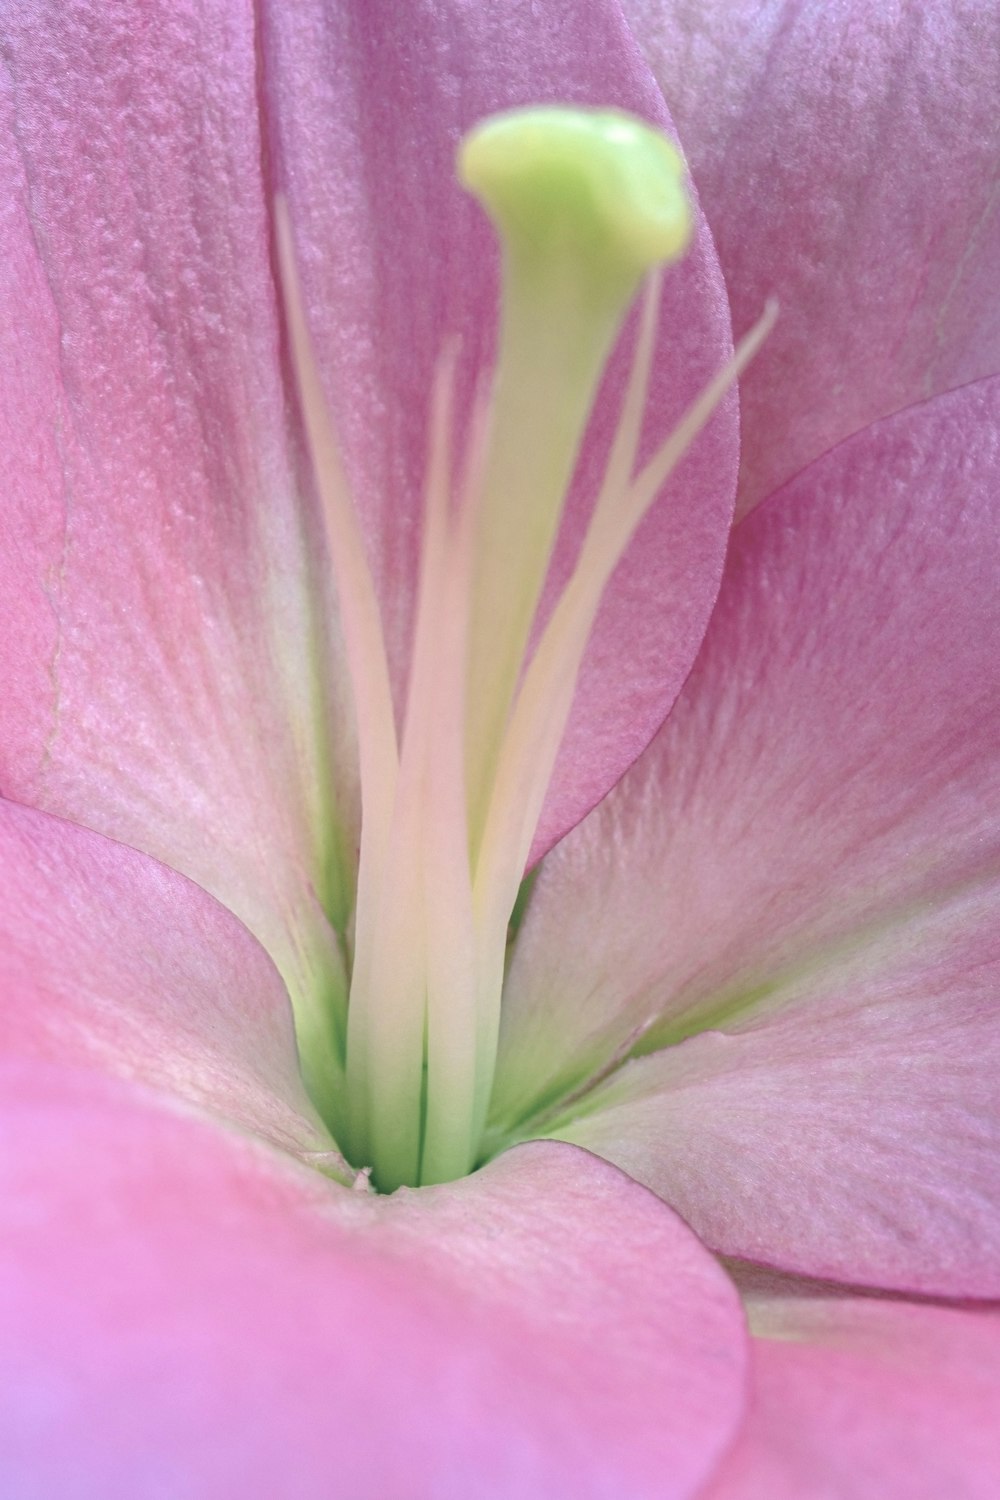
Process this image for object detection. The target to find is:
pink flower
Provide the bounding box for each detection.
[1,2,998,1496]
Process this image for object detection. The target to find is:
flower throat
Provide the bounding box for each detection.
[276,107,771,1192]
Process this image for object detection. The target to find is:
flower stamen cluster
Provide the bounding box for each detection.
[277,107,773,1190]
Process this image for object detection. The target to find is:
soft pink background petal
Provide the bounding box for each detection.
[0,0,352,1033]
[0,796,332,1161]
[259,0,740,856]
[0,1064,747,1500]
[494,376,1000,1292]
[623,0,1000,514]
[705,1269,1000,1500]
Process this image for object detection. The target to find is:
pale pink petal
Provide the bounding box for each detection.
[0,0,351,1025]
[557,897,1000,1294]
[493,377,1000,1293]
[705,1269,1000,1500]
[0,796,331,1160]
[0,1063,747,1500]
[260,0,740,854]
[622,0,1000,513]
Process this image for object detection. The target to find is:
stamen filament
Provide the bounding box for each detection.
[609,299,777,549]
[351,353,465,1189]
[470,299,776,1139]
[419,382,484,1185]
[275,200,399,1137]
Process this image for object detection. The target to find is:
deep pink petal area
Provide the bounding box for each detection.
[0,1,355,1020]
[0,1065,747,1500]
[704,1271,1000,1500]
[0,797,331,1159]
[623,0,1000,514]
[494,377,1000,1293]
[259,0,739,855]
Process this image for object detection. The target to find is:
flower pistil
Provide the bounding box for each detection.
[277,107,772,1190]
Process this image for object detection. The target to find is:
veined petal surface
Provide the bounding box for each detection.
[0,1066,748,1500]
[623,0,1000,514]
[0,0,353,1023]
[559,907,1000,1296]
[495,376,1000,1293]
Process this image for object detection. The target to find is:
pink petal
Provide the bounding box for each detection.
[0,0,350,1020]
[494,376,1000,1294]
[258,0,740,856]
[556,909,1000,1295]
[0,796,330,1159]
[623,0,1000,514]
[705,1269,1000,1500]
[0,1063,748,1500]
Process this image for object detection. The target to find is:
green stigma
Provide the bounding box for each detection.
[459,107,691,297]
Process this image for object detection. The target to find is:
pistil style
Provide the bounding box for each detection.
[276,107,772,1191]
[458,109,691,857]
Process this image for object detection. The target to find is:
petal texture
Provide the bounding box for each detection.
[705,1270,1000,1500]
[623,0,1000,513]
[495,376,1000,1294]
[0,796,330,1159]
[0,1064,748,1500]
[557,909,1000,1296]
[0,0,351,1036]
[259,0,740,856]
